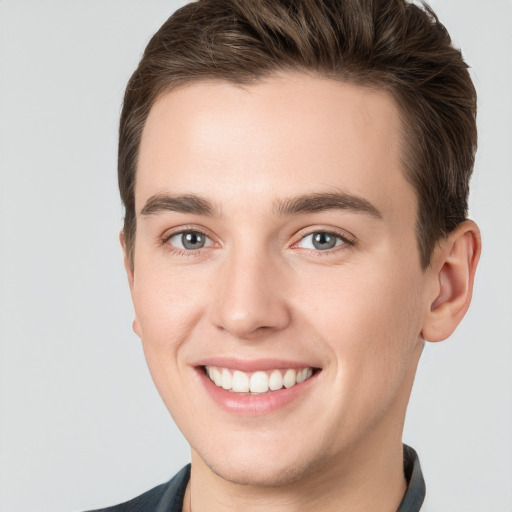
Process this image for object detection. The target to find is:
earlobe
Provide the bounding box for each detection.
[421,220,481,342]
[132,318,141,337]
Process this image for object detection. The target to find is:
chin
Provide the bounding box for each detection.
[193,436,331,488]
[207,457,314,487]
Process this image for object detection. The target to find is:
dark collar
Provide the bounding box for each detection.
[397,444,426,512]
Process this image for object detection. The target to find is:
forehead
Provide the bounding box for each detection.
[137,73,415,221]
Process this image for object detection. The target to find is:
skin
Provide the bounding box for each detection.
[123,73,480,511]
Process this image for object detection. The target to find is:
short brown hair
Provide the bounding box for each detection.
[119,0,477,269]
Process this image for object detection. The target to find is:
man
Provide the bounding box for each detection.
[93,0,480,510]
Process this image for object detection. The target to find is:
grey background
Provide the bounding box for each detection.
[0,1,510,511]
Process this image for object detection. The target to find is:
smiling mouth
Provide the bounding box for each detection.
[203,366,319,395]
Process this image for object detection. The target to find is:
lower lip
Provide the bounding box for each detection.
[197,368,320,416]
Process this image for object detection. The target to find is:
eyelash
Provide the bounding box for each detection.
[161,227,356,256]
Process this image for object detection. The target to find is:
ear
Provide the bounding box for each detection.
[120,230,141,337]
[421,220,481,342]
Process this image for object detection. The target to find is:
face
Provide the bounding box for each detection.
[127,73,431,487]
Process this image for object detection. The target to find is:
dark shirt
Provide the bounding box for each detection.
[88,444,425,512]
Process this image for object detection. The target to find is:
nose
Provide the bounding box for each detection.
[211,247,292,340]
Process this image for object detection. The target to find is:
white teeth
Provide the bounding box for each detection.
[250,371,269,393]
[283,369,296,389]
[213,367,222,387]
[232,370,250,393]
[221,368,232,390]
[269,369,283,391]
[205,366,316,394]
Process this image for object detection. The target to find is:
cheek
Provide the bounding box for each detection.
[131,262,208,366]
[298,262,424,385]
[130,266,209,424]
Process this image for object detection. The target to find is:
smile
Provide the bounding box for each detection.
[204,366,315,394]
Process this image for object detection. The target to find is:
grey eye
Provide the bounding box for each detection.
[168,231,211,250]
[298,232,345,251]
[182,232,206,249]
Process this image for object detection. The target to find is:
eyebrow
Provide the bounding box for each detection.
[140,193,218,217]
[139,191,382,219]
[276,192,383,219]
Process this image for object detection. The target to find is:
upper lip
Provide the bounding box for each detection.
[193,357,321,372]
